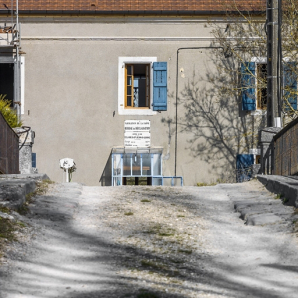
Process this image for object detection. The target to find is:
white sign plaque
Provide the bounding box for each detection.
[124,120,150,147]
[249,148,261,155]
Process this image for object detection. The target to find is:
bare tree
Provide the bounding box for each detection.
[170,1,298,182]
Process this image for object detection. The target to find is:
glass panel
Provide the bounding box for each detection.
[133,78,139,107]
[132,154,141,175]
[123,154,131,175]
[127,96,132,106]
[113,154,122,176]
[114,177,122,186]
[152,178,162,186]
[152,154,161,176]
[142,154,152,175]
[127,65,132,75]
[100,153,112,186]
[146,65,150,107]
[127,76,132,86]
[127,86,132,96]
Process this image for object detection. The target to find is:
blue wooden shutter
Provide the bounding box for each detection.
[241,62,256,111]
[32,153,36,168]
[236,154,254,182]
[283,62,297,110]
[236,154,254,169]
[153,62,167,111]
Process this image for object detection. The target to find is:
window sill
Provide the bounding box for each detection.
[118,106,157,116]
[250,109,267,116]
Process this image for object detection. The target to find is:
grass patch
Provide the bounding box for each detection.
[17,179,55,215]
[124,212,134,216]
[0,207,10,214]
[35,179,55,195]
[144,224,175,237]
[141,259,167,270]
[178,249,193,254]
[144,224,162,234]
[16,221,27,228]
[177,215,185,218]
[0,207,27,254]
[17,205,29,215]
[0,179,53,262]
[0,218,17,242]
[197,182,216,187]
[0,217,27,257]
[158,232,175,237]
[170,258,184,264]
[283,197,289,204]
[141,199,151,203]
[275,194,282,200]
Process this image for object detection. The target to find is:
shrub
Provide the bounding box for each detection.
[0,95,22,128]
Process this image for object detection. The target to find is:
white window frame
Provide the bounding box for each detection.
[20,56,25,115]
[250,57,267,114]
[249,57,296,115]
[118,57,157,116]
[0,55,25,114]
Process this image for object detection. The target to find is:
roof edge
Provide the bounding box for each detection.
[0,10,266,16]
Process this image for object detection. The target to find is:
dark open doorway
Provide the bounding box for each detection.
[0,63,14,105]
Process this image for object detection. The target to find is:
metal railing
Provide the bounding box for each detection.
[0,113,19,174]
[153,176,183,186]
[274,117,298,175]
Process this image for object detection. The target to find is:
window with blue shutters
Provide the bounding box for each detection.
[119,57,166,116]
[283,61,297,111]
[152,62,167,111]
[241,62,256,111]
[241,59,298,113]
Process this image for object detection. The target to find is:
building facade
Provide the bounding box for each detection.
[0,1,268,186]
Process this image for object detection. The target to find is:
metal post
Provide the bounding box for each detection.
[111,153,114,186]
[267,0,280,127]
[66,169,69,183]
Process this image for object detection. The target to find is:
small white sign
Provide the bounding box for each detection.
[249,148,261,155]
[124,120,150,147]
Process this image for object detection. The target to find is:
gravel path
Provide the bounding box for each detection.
[0,181,298,298]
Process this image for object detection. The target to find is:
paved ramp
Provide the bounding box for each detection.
[0,181,298,298]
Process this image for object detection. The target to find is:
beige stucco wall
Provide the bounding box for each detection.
[17,16,239,186]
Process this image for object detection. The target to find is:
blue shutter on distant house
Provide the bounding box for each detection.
[236,154,254,182]
[32,153,36,168]
[152,62,167,111]
[283,62,297,110]
[241,62,256,111]
[236,154,254,169]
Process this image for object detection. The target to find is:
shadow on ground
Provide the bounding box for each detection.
[0,184,297,298]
